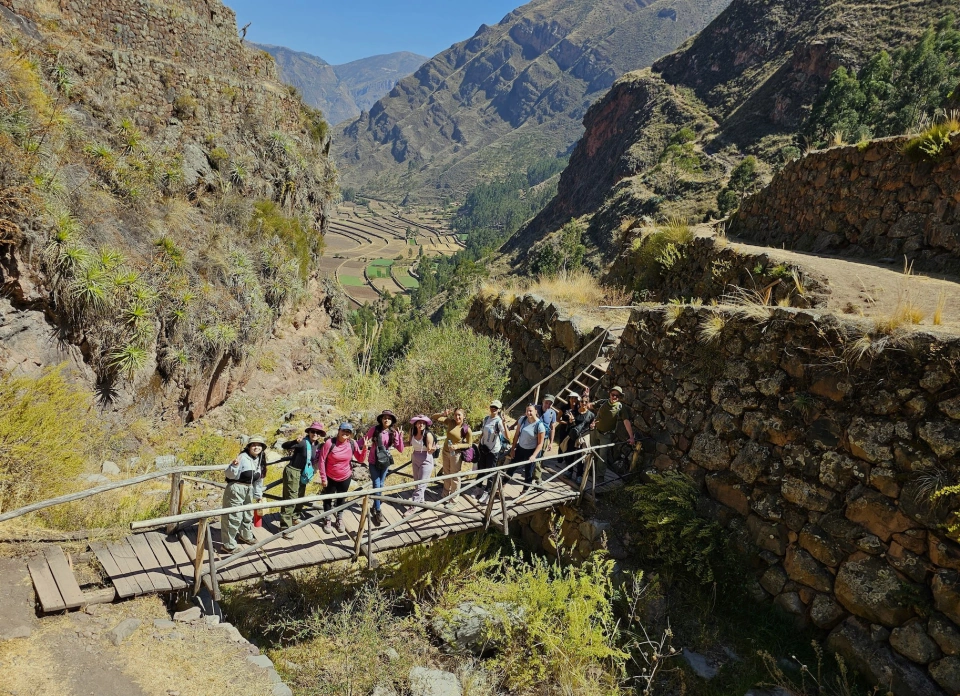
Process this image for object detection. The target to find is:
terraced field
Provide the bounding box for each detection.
[319,202,461,307]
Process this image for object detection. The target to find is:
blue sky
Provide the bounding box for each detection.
[224,1,524,65]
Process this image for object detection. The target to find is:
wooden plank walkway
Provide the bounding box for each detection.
[30,460,622,610]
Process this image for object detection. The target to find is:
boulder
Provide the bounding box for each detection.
[889,621,942,664]
[784,546,833,593]
[431,602,519,656]
[918,421,960,459]
[933,570,960,625]
[799,524,845,567]
[174,607,202,622]
[101,461,121,475]
[730,442,770,484]
[827,618,943,696]
[929,614,960,656]
[930,656,960,694]
[845,490,915,542]
[760,565,787,596]
[847,418,895,463]
[409,667,463,696]
[689,433,732,471]
[835,557,916,627]
[781,476,834,512]
[681,648,718,679]
[810,594,846,629]
[106,618,141,646]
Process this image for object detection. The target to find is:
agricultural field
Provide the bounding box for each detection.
[319,201,461,306]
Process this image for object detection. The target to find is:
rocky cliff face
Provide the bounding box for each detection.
[255,44,427,125]
[508,0,956,257]
[334,0,732,202]
[0,0,338,421]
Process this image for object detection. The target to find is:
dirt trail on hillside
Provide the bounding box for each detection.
[722,233,960,332]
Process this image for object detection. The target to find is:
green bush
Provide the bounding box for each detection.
[388,325,510,423]
[628,471,728,584]
[631,218,694,286]
[438,553,626,695]
[903,119,959,160]
[0,366,101,513]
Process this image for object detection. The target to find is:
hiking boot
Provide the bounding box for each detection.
[238,536,256,546]
[334,516,344,533]
[477,492,490,505]
[322,519,333,534]
[221,544,238,553]
[372,510,383,527]
[282,529,295,539]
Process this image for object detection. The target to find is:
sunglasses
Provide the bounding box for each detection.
[610,393,620,399]
[490,406,499,411]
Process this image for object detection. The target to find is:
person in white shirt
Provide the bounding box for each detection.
[476,400,509,504]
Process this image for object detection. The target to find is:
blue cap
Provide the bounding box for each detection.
[338,422,354,432]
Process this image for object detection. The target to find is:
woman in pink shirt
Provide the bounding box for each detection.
[363,409,404,527]
[316,422,366,533]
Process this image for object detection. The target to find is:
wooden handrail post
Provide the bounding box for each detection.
[354,494,370,561]
[166,472,183,535]
[499,480,508,535]
[192,519,208,595]
[484,473,500,530]
[579,459,593,502]
[205,522,221,601]
[365,502,376,568]
[534,384,540,406]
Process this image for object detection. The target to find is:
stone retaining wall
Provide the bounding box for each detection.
[731,137,960,273]
[512,505,610,562]
[605,304,960,694]
[465,292,609,403]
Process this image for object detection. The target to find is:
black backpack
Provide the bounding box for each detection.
[373,425,396,469]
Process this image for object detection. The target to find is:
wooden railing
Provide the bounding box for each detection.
[504,324,622,417]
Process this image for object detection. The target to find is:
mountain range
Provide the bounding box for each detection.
[254,44,427,125]
[333,0,733,203]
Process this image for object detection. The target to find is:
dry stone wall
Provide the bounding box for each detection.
[605,305,960,695]
[465,293,609,402]
[730,137,960,273]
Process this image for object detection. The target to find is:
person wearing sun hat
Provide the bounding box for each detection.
[589,386,634,480]
[317,422,366,533]
[279,421,326,530]
[404,414,436,516]
[475,400,509,505]
[221,435,268,552]
[363,409,404,527]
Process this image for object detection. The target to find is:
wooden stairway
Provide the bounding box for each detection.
[555,327,623,402]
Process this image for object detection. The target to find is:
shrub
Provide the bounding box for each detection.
[631,218,694,286]
[438,552,626,695]
[628,471,728,584]
[388,325,510,423]
[0,366,101,513]
[903,118,959,160]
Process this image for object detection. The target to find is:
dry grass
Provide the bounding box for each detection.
[698,313,726,344]
[934,290,947,326]
[481,270,632,328]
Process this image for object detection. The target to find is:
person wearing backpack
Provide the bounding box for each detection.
[220,435,267,552]
[279,422,326,530]
[432,407,473,505]
[317,422,366,533]
[475,400,509,504]
[537,394,558,452]
[405,415,436,517]
[508,403,547,486]
[363,409,404,527]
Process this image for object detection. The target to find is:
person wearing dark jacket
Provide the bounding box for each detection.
[279,421,325,530]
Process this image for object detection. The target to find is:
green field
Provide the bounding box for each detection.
[367,265,391,279]
[398,271,419,289]
[339,275,365,287]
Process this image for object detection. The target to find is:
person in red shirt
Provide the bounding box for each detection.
[316,422,366,534]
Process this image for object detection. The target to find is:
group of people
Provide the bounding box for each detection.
[217,388,634,552]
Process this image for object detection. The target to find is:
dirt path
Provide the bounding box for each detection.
[0,595,280,696]
[721,232,960,332]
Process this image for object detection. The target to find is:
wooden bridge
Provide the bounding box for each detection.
[2,325,629,614]
[2,445,620,613]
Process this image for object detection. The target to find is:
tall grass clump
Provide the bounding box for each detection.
[389,325,509,423]
[0,366,101,513]
[631,218,694,287]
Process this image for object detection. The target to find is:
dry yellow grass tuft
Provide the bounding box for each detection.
[934,290,947,326]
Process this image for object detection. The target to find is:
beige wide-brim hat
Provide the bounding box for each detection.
[246,435,268,449]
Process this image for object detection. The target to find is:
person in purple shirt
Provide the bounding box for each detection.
[363,409,404,527]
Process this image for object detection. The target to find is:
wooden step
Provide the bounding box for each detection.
[28,546,85,612]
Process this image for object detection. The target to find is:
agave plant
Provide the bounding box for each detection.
[109,343,149,381]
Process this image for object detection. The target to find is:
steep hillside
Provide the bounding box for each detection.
[0,0,338,420]
[334,0,732,203]
[507,0,958,258]
[255,44,427,125]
